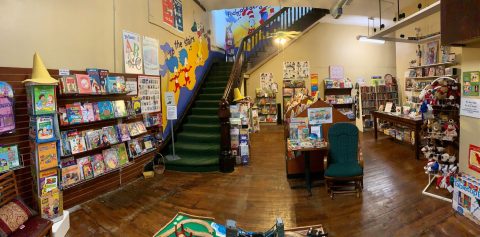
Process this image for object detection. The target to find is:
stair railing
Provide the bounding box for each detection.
[218,7,316,172]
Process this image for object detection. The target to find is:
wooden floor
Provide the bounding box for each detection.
[67,125,480,237]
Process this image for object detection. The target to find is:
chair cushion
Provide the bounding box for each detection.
[10,216,52,237]
[0,198,37,236]
[325,163,363,177]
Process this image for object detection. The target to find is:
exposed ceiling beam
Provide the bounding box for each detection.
[369,0,440,38]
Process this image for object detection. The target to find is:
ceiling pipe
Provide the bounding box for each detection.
[330,0,352,19]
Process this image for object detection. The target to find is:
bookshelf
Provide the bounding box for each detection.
[355,84,399,132]
[323,79,354,120]
[256,88,277,123]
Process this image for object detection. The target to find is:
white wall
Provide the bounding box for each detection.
[246,23,397,104]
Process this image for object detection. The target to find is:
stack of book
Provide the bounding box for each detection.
[325,95,353,104]
[324,79,353,89]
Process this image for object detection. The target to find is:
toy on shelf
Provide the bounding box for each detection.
[0,82,16,135]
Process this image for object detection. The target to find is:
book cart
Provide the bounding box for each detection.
[283,97,350,178]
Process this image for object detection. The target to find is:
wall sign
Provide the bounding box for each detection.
[138,76,161,113]
[167,105,177,120]
[469,144,480,173]
[165,92,175,106]
[142,36,160,76]
[125,78,138,96]
[122,30,143,74]
[460,98,480,119]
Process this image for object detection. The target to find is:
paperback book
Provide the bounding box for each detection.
[102,126,119,145]
[81,103,95,123]
[0,149,9,172]
[91,154,106,176]
[30,115,56,143]
[60,75,78,94]
[69,131,87,154]
[102,148,119,170]
[37,142,58,171]
[75,74,92,94]
[116,124,131,142]
[127,138,144,158]
[115,143,129,166]
[39,168,58,195]
[27,85,56,115]
[58,107,68,126]
[60,130,72,157]
[85,130,102,150]
[39,188,63,220]
[97,69,109,93]
[106,76,126,94]
[61,164,81,186]
[66,103,83,124]
[113,100,127,118]
[132,97,142,114]
[97,101,115,120]
[0,145,20,169]
[143,135,155,151]
[86,68,103,94]
[76,156,94,180]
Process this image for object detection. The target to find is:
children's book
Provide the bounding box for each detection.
[1,145,20,169]
[75,74,92,94]
[127,122,141,137]
[30,115,55,143]
[58,107,69,126]
[39,168,58,195]
[39,188,63,220]
[102,148,119,170]
[106,76,126,94]
[125,101,136,117]
[66,103,83,124]
[86,68,102,94]
[28,85,56,115]
[92,102,101,121]
[85,130,102,150]
[60,75,78,94]
[143,135,155,151]
[76,156,94,180]
[97,69,109,94]
[113,100,127,118]
[136,122,147,134]
[60,157,76,168]
[82,103,95,122]
[61,164,81,186]
[60,130,72,157]
[114,143,129,166]
[69,132,86,154]
[116,124,131,141]
[37,142,58,171]
[0,96,15,134]
[91,154,105,176]
[0,148,9,172]
[127,139,144,158]
[132,97,142,114]
[102,126,119,145]
[97,101,114,120]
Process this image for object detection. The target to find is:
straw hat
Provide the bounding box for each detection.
[23,53,58,84]
[233,88,245,102]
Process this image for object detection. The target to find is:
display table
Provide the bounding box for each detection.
[372,111,423,159]
[288,140,328,195]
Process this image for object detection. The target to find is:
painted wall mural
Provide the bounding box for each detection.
[213,6,278,52]
[159,21,210,136]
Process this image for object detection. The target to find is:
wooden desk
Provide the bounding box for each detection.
[288,145,328,195]
[372,111,423,159]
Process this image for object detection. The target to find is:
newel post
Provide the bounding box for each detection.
[219,98,234,173]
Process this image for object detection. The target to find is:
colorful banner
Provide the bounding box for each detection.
[173,0,183,31]
[310,73,318,96]
[162,0,174,27]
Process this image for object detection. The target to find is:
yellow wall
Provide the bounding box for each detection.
[246,23,397,105]
[0,0,209,72]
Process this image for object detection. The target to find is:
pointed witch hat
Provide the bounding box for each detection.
[233,88,245,102]
[23,53,58,84]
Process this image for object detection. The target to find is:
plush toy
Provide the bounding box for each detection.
[443,119,458,141]
[436,146,445,153]
[441,153,450,162]
[448,155,456,163]
[432,121,442,138]
[424,160,437,174]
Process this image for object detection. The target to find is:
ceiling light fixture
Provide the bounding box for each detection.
[274,37,287,45]
[357,35,385,44]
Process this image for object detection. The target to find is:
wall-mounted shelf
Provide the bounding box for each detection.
[408,62,456,70]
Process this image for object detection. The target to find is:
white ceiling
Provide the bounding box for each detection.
[199,0,419,27]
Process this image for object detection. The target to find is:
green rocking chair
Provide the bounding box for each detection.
[324,123,364,199]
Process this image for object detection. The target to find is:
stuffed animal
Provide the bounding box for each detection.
[432,121,442,138]
[443,119,458,141]
[441,153,450,162]
[448,155,456,163]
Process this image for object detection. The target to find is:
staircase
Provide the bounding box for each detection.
[165,7,328,172]
[165,62,232,172]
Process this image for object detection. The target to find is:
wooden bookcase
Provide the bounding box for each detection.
[355,84,399,132]
[0,67,160,209]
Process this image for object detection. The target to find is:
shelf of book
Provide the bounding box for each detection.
[62,161,135,190]
[408,62,455,69]
[355,84,399,132]
[406,74,457,80]
[59,117,126,130]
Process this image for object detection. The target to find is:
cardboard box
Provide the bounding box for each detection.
[452,175,480,225]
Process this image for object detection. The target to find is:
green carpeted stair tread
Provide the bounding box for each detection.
[195,100,219,108]
[207,75,229,82]
[172,142,219,155]
[165,153,219,171]
[187,114,219,124]
[182,123,220,133]
[202,87,225,94]
[191,107,219,115]
[205,81,228,87]
[176,132,220,144]
[198,93,223,100]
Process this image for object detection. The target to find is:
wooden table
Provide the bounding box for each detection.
[288,145,328,195]
[372,111,423,159]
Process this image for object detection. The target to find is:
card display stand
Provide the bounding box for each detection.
[230,100,252,165]
[284,99,350,177]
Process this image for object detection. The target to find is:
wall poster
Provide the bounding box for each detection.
[469,144,480,173]
[122,31,143,74]
[138,76,161,113]
[163,0,183,31]
[260,72,274,90]
[282,61,310,80]
[142,36,160,76]
[307,107,332,125]
[463,71,480,96]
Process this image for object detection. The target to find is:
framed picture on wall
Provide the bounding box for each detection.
[426,41,439,65]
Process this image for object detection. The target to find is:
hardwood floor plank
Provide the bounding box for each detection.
[66,125,480,237]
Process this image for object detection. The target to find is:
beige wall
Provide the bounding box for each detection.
[459,47,480,179]
[0,0,209,72]
[246,23,397,105]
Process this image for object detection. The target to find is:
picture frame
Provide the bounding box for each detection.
[426,41,439,65]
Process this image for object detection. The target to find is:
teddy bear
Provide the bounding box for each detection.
[443,119,458,141]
